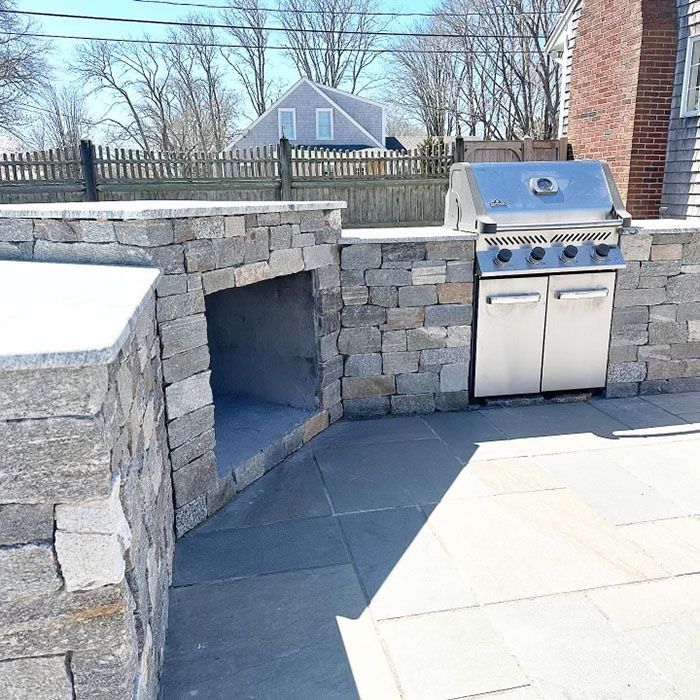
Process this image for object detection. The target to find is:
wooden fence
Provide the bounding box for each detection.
[0,137,568,227]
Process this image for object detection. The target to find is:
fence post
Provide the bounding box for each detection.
[454,136,465,163]
[279,137,292,200]
[522,135,535,161]
[558,137,570,161]
[79,139,98,201]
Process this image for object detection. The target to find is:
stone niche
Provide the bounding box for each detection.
[0,260,172,700]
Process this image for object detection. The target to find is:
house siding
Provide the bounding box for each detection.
[315,86,384,145]
[661,0,700,217]
[233,82,381,150]
[558,2,582,137]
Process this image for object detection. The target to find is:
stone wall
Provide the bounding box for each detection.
[0,203,344,536]
[338,238,475,417]
[0,287,173,699]
[608,225,700,395]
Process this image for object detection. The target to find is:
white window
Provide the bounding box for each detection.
[681,35,700,117]
[316,108,333,140]
[278,108,296,140]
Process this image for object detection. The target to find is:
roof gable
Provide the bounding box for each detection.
[546,0,581,53]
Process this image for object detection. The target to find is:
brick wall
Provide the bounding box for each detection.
[567,0,677,218]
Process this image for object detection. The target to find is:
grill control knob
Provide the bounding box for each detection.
[562,244,578,261]
[529,246,546,263]
[496,248,512,264]
[594,243,611,259]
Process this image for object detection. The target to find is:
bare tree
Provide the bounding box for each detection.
[75,27,239,152]
[277,0,388,92]
[22,85,94,150]
[221,0,278,116]
[389,21,466,137]
[0,0,49,137]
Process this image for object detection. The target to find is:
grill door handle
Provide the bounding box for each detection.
[555,288,609,300]
[486,292,541,305]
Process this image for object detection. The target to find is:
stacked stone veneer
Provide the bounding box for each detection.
[0,289,173,698]
[338,239,475,417]
[0,205,344,536]
[608,226,700,395]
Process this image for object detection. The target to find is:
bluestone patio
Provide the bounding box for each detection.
[163,392,700,699]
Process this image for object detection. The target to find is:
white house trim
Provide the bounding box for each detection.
[545,0,580,54]
[224,77,385,151]
[315,108,334,140]
[304,80,385,149]
[681,35,700,118]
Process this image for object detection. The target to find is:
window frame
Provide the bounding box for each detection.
[278,108,297,140]
[681,35,700,118]
[316,107,334,140]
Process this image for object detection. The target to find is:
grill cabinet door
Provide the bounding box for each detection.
[541,271,615,392]
[474,276,549,398]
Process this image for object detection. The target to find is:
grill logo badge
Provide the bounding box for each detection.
[489,199,507,207]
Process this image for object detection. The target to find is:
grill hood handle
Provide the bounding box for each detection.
[601,161,632,227]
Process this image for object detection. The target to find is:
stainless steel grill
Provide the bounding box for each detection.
[444,160,631,398]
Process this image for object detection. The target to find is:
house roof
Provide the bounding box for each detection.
[225,77,386,151]
[545,0,581,54]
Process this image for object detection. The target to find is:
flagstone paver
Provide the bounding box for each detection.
[162,391,700,699]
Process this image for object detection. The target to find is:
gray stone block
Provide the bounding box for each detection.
[0,544,62,601]
[620,234,652,261]
[0,504,54,546]
[446,261,472,282]
[383,351,420,374]
[345,353,382,377]
[365,268,412,286]
[115,220,174,247]
[320,332,339,362]
[269,248,304,277]
[341,244,381,270]
[342,375,395,399]
[318,311,340,335]
[426,241,474,260]
[638,345,671,361]
[234,261,273,286]
[224,216,245,237]
[0,656,73,699]
[292,232,315,248]
[342,285,369,305]
[610,323,648,346]
[612,306,649,326]
[384,307,424,330]
[605,382,640,398]
[184,240,215,272]
[300,210,325,232]
[157,273,188,297]
[202,267,236,294]
[446,325,471,348]
[213,237,245,267]
[412,261,446,285]
[315,265,340,289]
[647,359,700,380]
[34,219,81,242]
[648,305,676,323]
[420,346,470,370]
[382,330,407,352]
[175,494,208,536]
[343,396,391,419]
[678,302,700,321]
[391,394,436,415]
[244,227,270,262]
[258,212,281,226]
[608,345,638,363]
[369,286,398,307]
[170,429,216,471]
[0,241,32,259]
[165,371,212,421]
[671,341,700,359]
[425,304,471,326]
[382,242,426,261]
[341,305,386,327]
[320,355,344,386]
[407,326,446,351]
[303,244,337,269]
[640,260,682,276]
[607,362,647,383]
[667,273,700,303]
[0,219,33,241]
[156,291,205,323]
[648,322,687,345]
[0,365,108,420]
[188,216,226,239]
[1,417,110,503]
[399,285,437,307]
[159,314,208,359]
[321,380,342,409]
[614,287,667,307]
[318,288,343,314]
[440,363,469,392]
[172,452,217,507]
[436,391,470,411]
[396,372,439,395]
[341,269,365,285]
[337,327,381,354]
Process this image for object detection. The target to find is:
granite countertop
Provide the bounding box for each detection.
[0,261,159,370]
[0,200,347,220]
[622,218,700,235]
[340,226,478,244]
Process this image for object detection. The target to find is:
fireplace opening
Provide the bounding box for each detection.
[205,272,320,477]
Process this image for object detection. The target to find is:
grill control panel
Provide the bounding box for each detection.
[477,243,626,278]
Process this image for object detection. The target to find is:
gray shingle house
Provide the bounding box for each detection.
[226,78,387,151]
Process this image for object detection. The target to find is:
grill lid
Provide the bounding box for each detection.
[445,160,631,233]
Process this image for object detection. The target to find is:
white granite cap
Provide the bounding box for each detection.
[0,200,347,220]
[340,225,477,244]
[0,260,159,370]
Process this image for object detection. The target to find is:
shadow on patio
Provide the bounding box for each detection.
[161,393,700,699]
